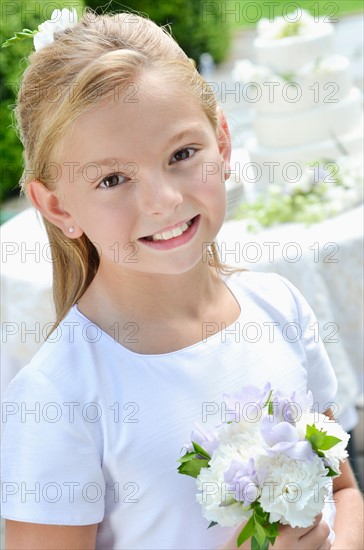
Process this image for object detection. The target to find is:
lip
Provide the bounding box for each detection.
[139,215,200,251]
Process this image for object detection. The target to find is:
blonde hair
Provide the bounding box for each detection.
[16,8,233,328]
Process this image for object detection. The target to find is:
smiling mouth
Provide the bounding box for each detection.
[141,217,196,242]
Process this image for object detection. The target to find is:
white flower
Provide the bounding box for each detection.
[232,59,276,84]
[183,388,350,540]
[257,10,321,41]
[298,10,318,35]
[338,157,364,191]
[299,55,348,77]
[290,172,313,194]
[34,8,78,51]
[257,16,287,40]
[267,184,282,195]
[258,453,329,527]
[217,420,261,445]
[196,433,263,527]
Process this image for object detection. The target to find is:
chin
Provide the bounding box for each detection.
[143,252,208,276]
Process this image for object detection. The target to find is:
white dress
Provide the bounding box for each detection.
[1,271,337,549]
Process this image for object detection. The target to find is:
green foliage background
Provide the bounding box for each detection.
[0,0,362,206]
[0,0,85,204]
[85,0,232,65]
[0,0,231,205]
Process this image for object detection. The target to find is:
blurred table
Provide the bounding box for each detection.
[1,203,363,429]
[218,203,363,428]
[1,208,54,395]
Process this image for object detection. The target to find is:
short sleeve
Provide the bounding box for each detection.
[278,275,338,413]
[1,365,105,525]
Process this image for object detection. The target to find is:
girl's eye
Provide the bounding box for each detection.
[98,174,126,188]
[171,147,196,163]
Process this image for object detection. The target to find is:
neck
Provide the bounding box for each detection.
[78,260,222,324]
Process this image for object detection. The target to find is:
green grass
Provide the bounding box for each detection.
[222,0,364,29]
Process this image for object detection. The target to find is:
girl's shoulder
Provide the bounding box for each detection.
[3,305,116,405]
[223,268,286,289]
[223,269,305,312]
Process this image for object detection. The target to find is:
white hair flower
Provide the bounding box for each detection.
[33,8,78,51]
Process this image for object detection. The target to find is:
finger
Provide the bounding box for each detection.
[312,512,323,526]
[279,513,323,538]
[301,520,331,548]
[318,539,331,550]
[298,513,324,538]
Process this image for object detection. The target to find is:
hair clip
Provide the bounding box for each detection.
[1,8,78,51]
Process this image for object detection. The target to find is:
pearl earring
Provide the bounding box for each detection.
[68,226,75,234]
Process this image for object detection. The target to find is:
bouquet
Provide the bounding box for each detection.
[177,384,349,549]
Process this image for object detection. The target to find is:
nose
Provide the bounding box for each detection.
[137,172,183,216]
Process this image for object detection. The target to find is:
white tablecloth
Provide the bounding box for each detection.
[218,204,364,428]
[1,205,363,429]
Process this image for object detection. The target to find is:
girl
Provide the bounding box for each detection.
[1,8,363,550]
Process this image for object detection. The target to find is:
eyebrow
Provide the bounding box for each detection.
[166,125,208,147]
[75,158,131,176]
[74,125,208,176]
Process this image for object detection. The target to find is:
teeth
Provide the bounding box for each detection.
[151,220,192,241]
[172,226,183,238]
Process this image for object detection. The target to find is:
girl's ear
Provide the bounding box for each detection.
[216,107,232,179]
[27,180,83,238]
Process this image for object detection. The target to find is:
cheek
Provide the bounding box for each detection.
[198,157,225,187]
[188,155,222,186]
[196,168,227,208]
[76,201,135,245]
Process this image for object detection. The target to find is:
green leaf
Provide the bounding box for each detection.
[177,452,196,463]
[1,29,37,48]
[252,536,269,550]
[192,441,211,460]
[266,521,280,539]
[237,516,255,547]
[319,435,342,450]
[254,504,269,522]
[14,32,34,38]
[236,504,279,548]
[253,520,268,546]
[178,444,211,478]
[311,434,327,451]
[306,424,342,455]
[208,521,218,529]
[306,424,319,440]
[177,457,209,478]
[326,466,339,477]
[306,424,325,450]
[1,38,16,48]
[263,389,273,411]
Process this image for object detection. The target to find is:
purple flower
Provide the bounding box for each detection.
[189,423,219,456]
[290,390,313,415]
[261,416,315,461]
[223,382,271,423]
[270,389,312,424]
[224,458,259,506]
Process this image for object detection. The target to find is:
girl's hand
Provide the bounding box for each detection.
[220,513,331,550]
